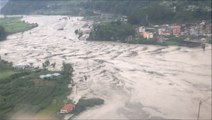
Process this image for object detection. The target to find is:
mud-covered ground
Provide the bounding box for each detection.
[0,16,211,120]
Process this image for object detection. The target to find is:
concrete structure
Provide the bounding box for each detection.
[189,27,198,36]
[138,26,145,33]
[158,28,171,36]
[158,25,171,36]
[158,28,165,35]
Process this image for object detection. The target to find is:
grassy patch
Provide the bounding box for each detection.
[0,60,13,71]
[0,17,37,34]
[37,95,66,117]
[0,71,16,80]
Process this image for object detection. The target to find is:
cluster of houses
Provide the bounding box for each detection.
[137,20,211,42]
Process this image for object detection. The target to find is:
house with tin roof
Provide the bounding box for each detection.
[60,103,75,114]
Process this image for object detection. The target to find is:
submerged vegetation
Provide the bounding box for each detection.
[0,26,6,41]
[129,36,201,47]
[72,98,104,115]
[0,59,73,118]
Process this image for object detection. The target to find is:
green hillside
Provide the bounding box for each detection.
[1,0,211,24]
[81,0,211,24]
[1,0,86,15]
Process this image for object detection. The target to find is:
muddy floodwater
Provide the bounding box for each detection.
[0,16,211,119]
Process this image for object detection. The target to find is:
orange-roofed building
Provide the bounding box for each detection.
[143,32,149,39]
[60,103,75,114]
[172,25,181,36]
[143,32,153,39]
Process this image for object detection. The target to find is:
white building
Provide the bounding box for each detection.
[138,26,145,33]
[39,73,61,79]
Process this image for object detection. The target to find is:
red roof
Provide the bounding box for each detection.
[63,104,75,112]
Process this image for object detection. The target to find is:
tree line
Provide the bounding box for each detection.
[81,0,211,25]
[2,0,211,25]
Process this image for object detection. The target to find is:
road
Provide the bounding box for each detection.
[0,16,211,119]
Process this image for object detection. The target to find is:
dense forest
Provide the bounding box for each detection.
[1,0,211,24]
[81,0,211,24]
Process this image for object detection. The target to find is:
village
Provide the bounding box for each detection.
[76,14,211,46]
[135,20,211,43]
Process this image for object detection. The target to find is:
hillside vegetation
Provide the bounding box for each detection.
[0,26,6,41]
[0,17,37,41]
[0,17,38,35]
[0,60,73,118]
[2,0,211,25]
[81,0,211,24]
